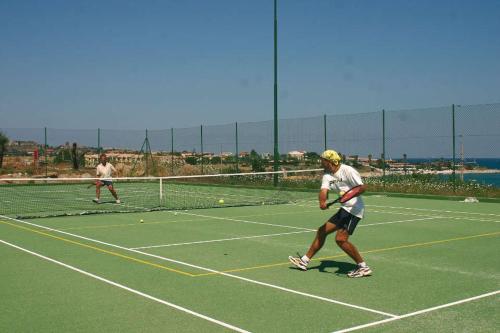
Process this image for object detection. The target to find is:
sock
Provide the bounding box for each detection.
[301,255,310,264]
[358,262,367,268]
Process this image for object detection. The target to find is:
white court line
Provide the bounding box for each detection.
[130,230,312,250]
[0,239,250,333]
[369,209,500,224]
[170,211,316,231]
[359,217,441,228]
[131,217,442,250]
[332,290,500,333]
[367,204,500,218]
[0,214,396,318]
[290,201,500,222]
[248,206,500,224]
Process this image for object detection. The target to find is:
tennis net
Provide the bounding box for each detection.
[0,169,322,219]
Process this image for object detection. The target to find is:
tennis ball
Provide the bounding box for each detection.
[218,199,224,204]
[140,219,144,223]
[339,191,345,196]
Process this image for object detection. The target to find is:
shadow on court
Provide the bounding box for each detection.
[290,260,357,275]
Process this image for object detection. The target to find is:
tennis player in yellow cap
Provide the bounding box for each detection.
[288,150,371,278]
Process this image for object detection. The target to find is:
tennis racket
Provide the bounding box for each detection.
[326,185,363,208]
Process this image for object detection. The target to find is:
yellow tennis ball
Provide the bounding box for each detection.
[339,191,345,196]
[140,219,144,223]
[218,199,224,204]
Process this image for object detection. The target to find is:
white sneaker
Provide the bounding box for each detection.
[92,198,101,204]
[288,253,308,271]
[116,199,121,204]
[347,266,372,278]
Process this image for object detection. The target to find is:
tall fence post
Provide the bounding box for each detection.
[171,127,174,175]
[97,128,101,153]
[382,109,386,187]
[273,0,279,186]
[145,129,149,176]
[323,114,327,151]
[452,104,456,189]
[44,127,48,177]
[235,122,239,173]
[200,125,204,174]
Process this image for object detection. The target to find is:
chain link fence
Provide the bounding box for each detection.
[1,103,499,188]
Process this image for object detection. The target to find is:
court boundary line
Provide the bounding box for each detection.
[291,201,500,219]
[369,209,500,224]
[192,231,500,276]
[2,234,498,333]
[50,202,498,233]
[332,290,500,333]
[0,214,396,318]
[0,239,250,333]
[131,216,442,250]
[368,203,500,217]
[130,230,312,250]
[168,210,316,231]
[0,220,195,276]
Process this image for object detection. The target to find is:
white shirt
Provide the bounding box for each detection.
[96,162,116,181]
[321,164,365,218]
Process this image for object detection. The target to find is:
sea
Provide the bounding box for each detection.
[406,158,500,187]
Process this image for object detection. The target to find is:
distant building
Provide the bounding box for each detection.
[287,150,306,160]
[261,152,272,159]
[387,161,417,172]
[85,152,144,166]
[181,151,196,158]
[7,141,40,156]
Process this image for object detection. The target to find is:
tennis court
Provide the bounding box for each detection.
[1,190,499,332]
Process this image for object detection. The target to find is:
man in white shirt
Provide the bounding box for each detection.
[288,150,372,278]
[93,154,120,204]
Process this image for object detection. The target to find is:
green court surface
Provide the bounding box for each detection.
[1,194,499,332]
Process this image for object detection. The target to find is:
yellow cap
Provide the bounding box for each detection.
[320,150,341,165]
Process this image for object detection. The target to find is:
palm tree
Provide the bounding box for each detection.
[0,131,9,169]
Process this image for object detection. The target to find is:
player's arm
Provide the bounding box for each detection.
[353,184,367,195]
[95,166,101,186]
[340,169,367,203]
[339,184,366,203]
[319,188,329,210]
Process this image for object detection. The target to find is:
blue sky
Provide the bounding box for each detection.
[1,0,499,130]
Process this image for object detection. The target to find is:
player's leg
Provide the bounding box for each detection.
[107,185,120,203]
[307,222,339,259]
[108,184,120,203]
[93,181,102,203]
[335,229,363,263]
[335,225,372,278]
[288,221,338,271]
